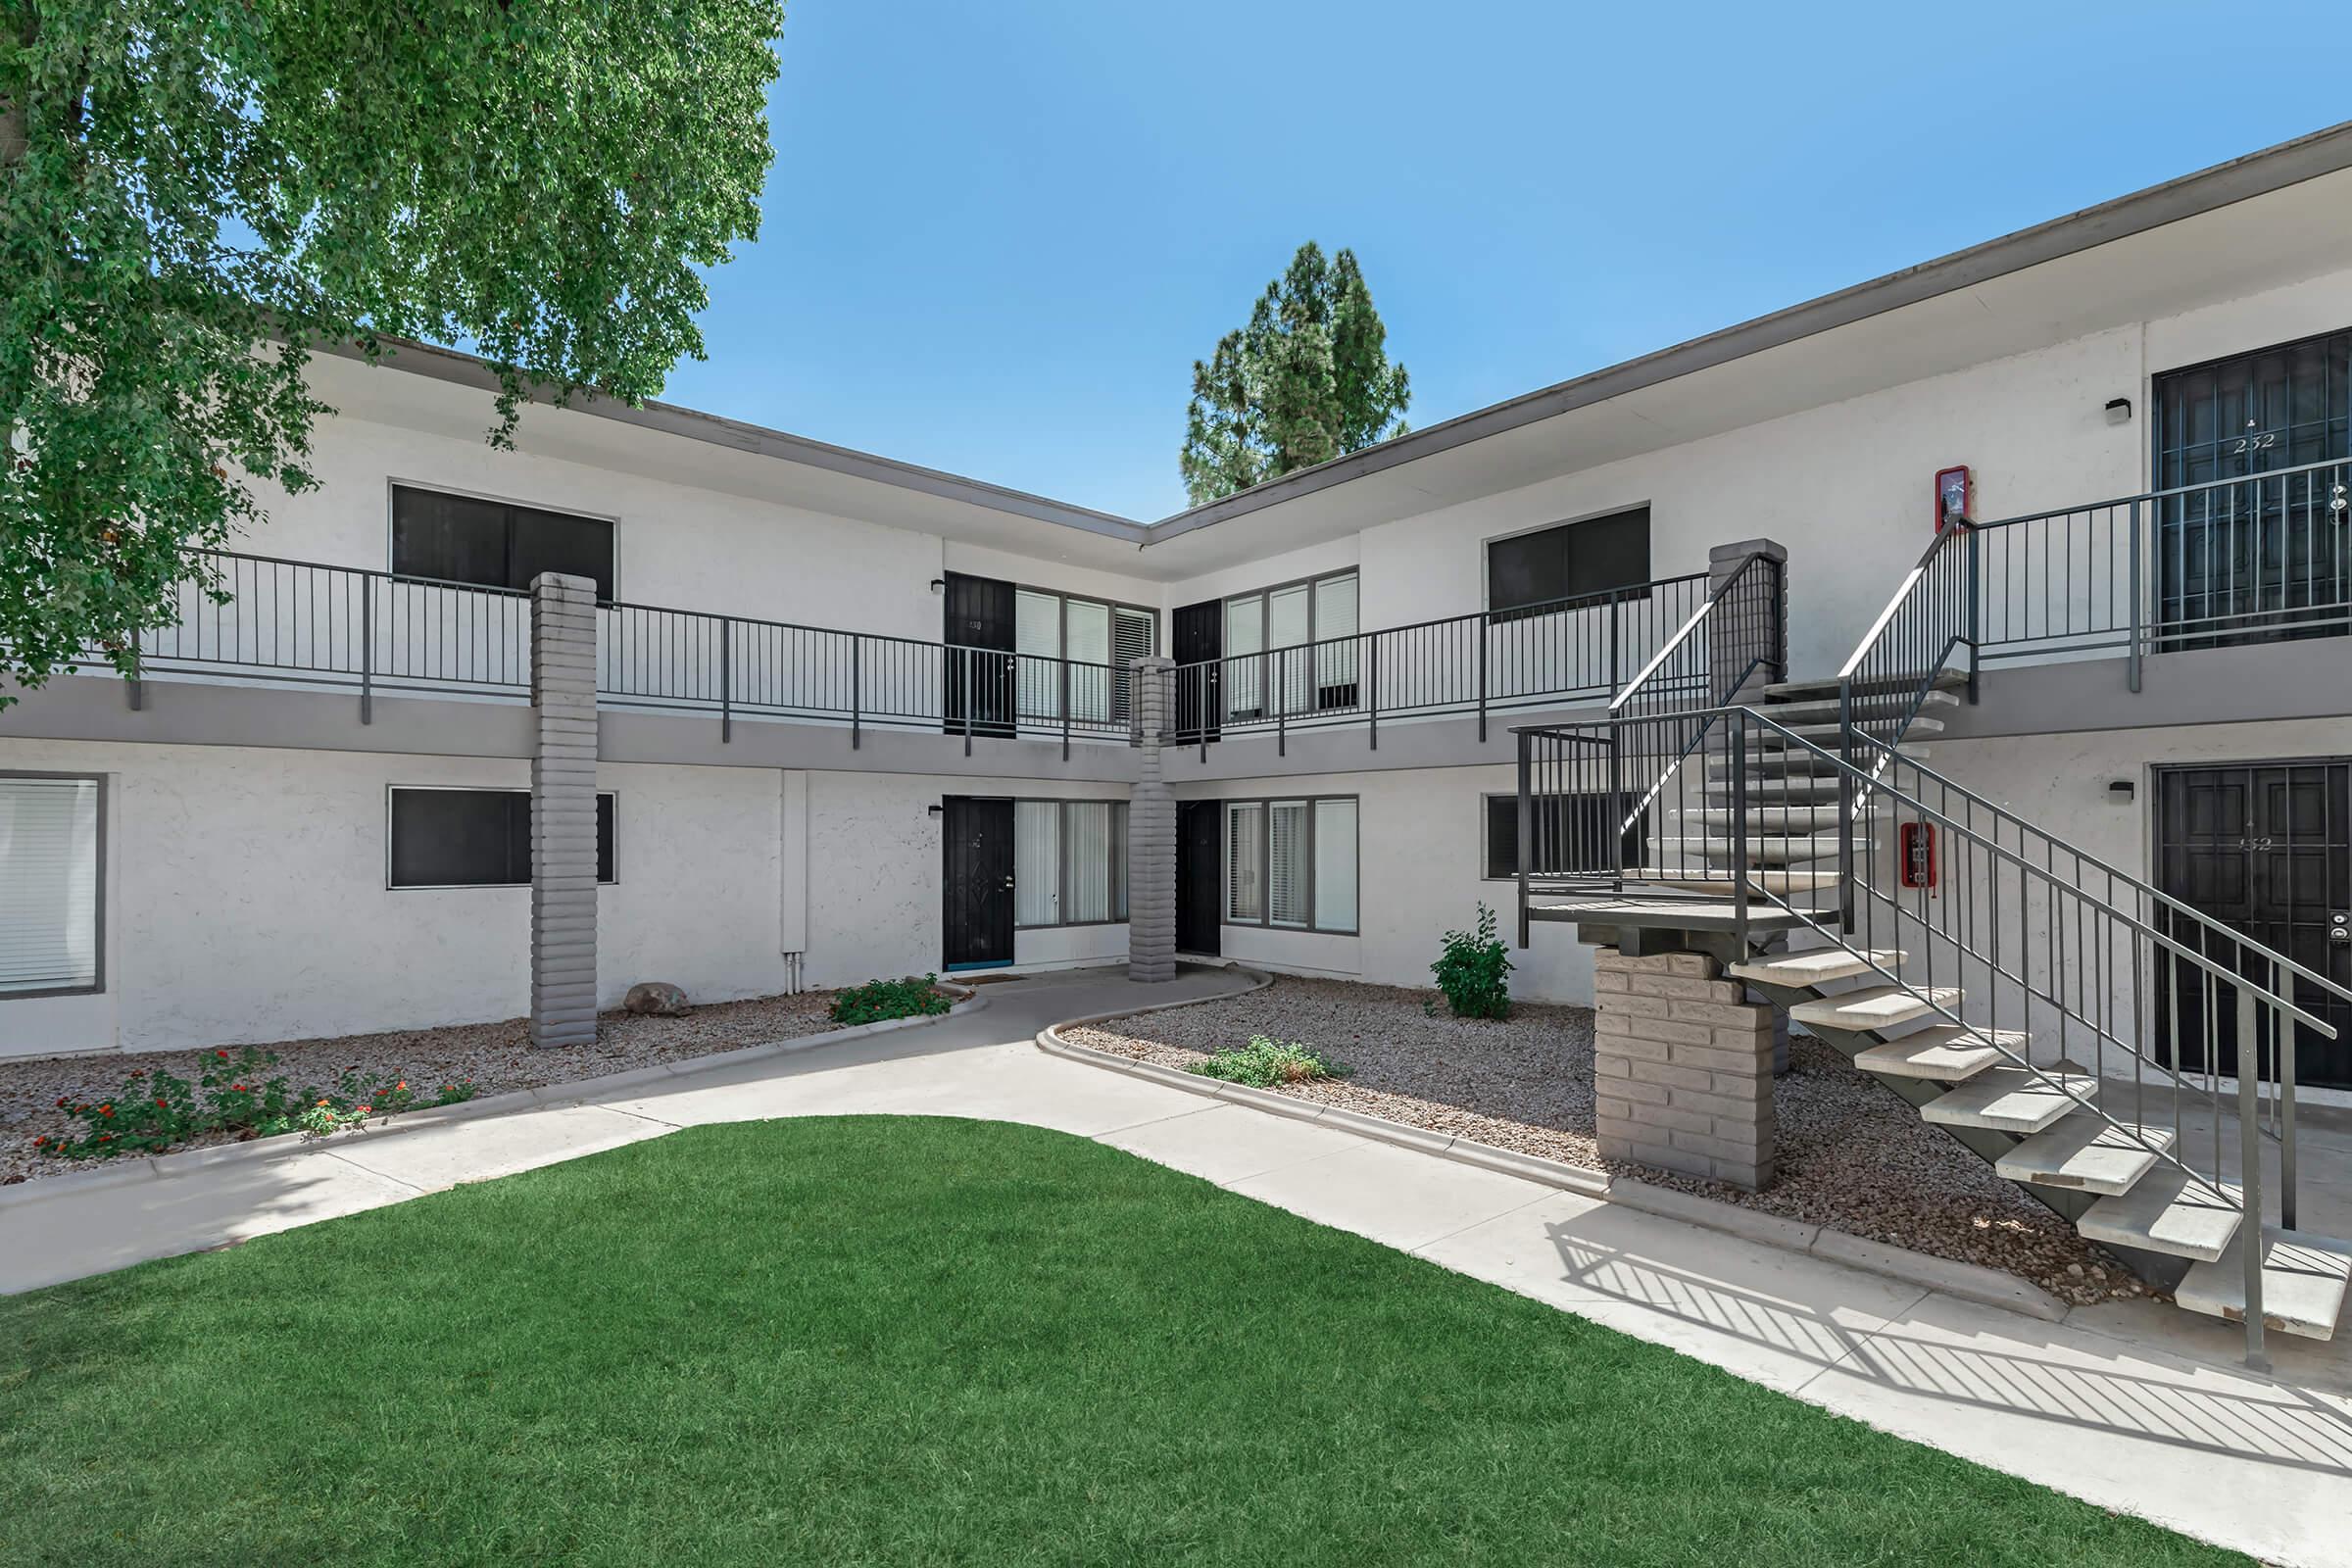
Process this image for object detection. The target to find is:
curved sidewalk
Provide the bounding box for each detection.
[5,965,2350,1566]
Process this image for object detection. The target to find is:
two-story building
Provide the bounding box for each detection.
[5,122,2351,1102]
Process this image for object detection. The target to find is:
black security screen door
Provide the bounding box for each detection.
[943,573,1016,738]
[1172,600,1222,744]
[942,796,1014,970]
[1176,799,1221,956]
[2155,761,2352,1090]
[2153,328,2352,648]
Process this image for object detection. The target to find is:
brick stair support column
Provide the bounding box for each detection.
[529,571,600,1048]
[1126,655,1177,982]
[1592,946,1775,1189]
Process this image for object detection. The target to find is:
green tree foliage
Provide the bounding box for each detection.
[1179,241,1410,507]
[0,0,784,704]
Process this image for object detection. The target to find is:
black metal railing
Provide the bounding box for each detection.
[1516,703,2351,1371]
[1165,572,1711,757]
[83,551,1133,756]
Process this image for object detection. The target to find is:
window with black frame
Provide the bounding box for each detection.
[391,485,617,602]
[1482,792,1646,881]
[1485,508,1650,620]
[388,788,616,888]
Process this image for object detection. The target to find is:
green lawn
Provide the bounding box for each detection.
[2,1117,2239,1566]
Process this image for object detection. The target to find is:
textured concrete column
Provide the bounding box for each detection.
[529,572,600,1047]
[1704,535,1788,706]
[1592,946,1775,1189]
[1127,655,1177,982]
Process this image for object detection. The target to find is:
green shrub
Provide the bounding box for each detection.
[1185,1034,1348,1088]
[1431,903,1514,1019]
[829,974,955,1026]
[34,1046,475,1160]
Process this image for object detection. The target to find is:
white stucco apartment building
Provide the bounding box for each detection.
[5,122,2351,1101]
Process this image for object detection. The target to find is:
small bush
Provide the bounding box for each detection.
[1431,903,1514,1019]
[1185,1034,1348,1088]
[829,974,955,1026]
[34,1047,476,1160]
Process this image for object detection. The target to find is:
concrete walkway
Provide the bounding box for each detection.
[7,966,2352,1566]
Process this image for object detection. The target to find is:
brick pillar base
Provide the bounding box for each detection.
[1593,947,1775,1189]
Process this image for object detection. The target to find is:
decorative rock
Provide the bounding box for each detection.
[623,981,690,1017]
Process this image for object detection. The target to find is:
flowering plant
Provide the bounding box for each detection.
[37,1046,475,1160]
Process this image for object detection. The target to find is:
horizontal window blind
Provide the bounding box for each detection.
[1014,801,1060,927]
[0,777,101,994]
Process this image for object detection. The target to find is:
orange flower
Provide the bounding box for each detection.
[395,1081,407,1092]
[316,1099,330,1107]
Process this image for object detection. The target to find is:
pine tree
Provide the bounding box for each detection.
[1180,242,1410,506]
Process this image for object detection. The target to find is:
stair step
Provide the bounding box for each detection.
[1790,984,1961,1033]
[2077,1168,2242,1262]
[1703,776,1845,803]
[2175,1228,2352,1340]
[1741,717,1946,745]
[1686,804,1886,830]
[1920,1066,2092,1134]
[1853,1024,2022,1080]
[1764,690,1962,725]
[1660,834,1858,864]
[1642,866,1843,896]
[1763,668,1970,705]
[1707,746,1928,773]
[1730,948,1903,988]
[1996,1118,2176,1195]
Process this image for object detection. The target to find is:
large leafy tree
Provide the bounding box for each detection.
[1179,241,1410,507]
[0,0,783,704]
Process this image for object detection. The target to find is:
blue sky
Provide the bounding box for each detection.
[659,1,2352,521]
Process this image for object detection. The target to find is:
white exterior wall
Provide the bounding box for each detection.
[1155,263,2352,681]
[1176,764,1596,1006]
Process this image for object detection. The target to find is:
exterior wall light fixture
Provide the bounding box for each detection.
[2105,397,2133,425]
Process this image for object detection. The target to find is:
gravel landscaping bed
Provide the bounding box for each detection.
[1,992,847,1187]
[1064,976,2146,1307]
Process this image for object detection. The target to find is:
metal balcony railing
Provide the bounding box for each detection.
[1165,571,1712,758]
[87,551,1131,757]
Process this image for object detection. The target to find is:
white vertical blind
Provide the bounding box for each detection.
[1016,589,1062,719]
[0,777,100,993]
[1014,800,1059,927]
[1065,600,1111,724]
[1313,798,1358,933]
[1267,800,1310,926]
[1314,573,1359,697]
[1226,802,1264,921]
[1062,802,1113,924]
[1268,585,1311,714]
[1224,594,1263,718]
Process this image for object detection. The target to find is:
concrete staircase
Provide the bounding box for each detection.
[1712,673,2352,1342]
[1541,670,2352,1348]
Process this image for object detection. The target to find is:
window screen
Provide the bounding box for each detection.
[0,776,101,994]
[1313,573,1360,699]
[1110,801,1131,920]
[391,485,615,600]
[1014,800,1061,927]
[389,789,615,888]
[1112,608,1155,725]
[1486,508,1650,614]
[1227,802,1265,921]
[1065,600,1112,724]
[1015,590,1063,720]
[1313,799,1357,933]
[1267,800,1310,927]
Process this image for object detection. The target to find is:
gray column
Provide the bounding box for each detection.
[1127,655,1177,982]
[1592,946,1776,1190]
[1705,535,1788,705]
[529,571,600,1047]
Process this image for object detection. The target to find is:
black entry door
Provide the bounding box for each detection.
[1172,599,1222,744]
[2153,328,2351,648]
[1176,800,1221,956]
[942,796,1015,970]
[944,572,1016,738]
[2156,761,2352,1089]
